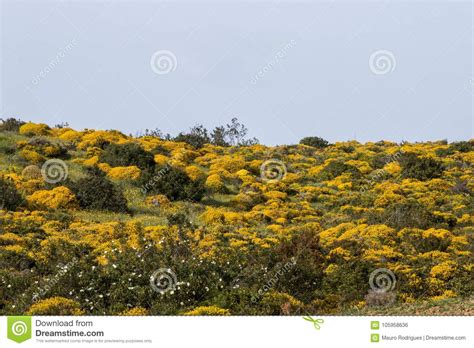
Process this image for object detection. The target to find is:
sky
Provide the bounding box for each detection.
[0,0,472,145]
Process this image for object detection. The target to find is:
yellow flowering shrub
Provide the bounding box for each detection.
[19,122,51,136]
[20,149,44,164]
[27,297,84,315]
[27,186,78,210]
[107,166,141,180]
[59,129,83,143]
[430,261,457,280]
[119,307,148,316]
[154,154,169,166]
[184,306,230,316]
[383,161,402,176]
[205,173,225,192]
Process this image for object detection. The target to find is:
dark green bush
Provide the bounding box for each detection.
[399,153,443,180]
[318,160,361,180]
[67,167,128,212]
[100,143,155,171]
[450,141,473,153]
[0,176,23,210]
[370,199,435,230]
[299,136,330,149]
[138,165,205,202]
[0,136,16,155]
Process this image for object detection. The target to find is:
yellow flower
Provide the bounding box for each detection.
[19,122,51,136]
[107,166,141,180]
[205,173,225,192]
[27,297,84,315]
[27,186,78,210]
[430,261,456,279]
[383,162,402,176]
[184,306,230,316]
[20,149,44,164]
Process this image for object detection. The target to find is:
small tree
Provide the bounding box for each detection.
[210,126,228,147]
[0,118,26,132]
[174,125,211,149]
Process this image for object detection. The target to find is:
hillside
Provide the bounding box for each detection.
[0,120,473,316]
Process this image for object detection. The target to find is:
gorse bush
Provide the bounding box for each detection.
[100,142,155,171]
[0,176,23,210]
[67,166,128,212]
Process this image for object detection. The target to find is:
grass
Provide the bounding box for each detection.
[343,297,474,316]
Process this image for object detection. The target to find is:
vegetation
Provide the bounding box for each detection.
[0,120,472,316]
[299,136,330,149]
[67,166,128,212]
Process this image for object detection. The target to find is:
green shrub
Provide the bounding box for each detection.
[371,199,435,229]
[67,167,128,212]
[299,136,330,149]
[0,135,16,155]
[400,153,443,180]
[0,118,25,132]
[139,165,205,202]
[100,143,155,171]
[450,141,473,153]
[0,176,23,210]
[318,160,361,180]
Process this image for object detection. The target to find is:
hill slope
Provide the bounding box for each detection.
[0,121,473,315]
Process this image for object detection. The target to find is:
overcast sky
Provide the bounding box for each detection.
[1,0,472,145]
